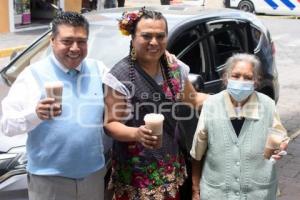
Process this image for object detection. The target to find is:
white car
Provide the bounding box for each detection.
[224,0,300,15]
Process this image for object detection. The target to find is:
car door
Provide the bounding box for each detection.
[168,18,251,94]
[166,21,208,152]
[168,22,214,94]
[167,18,252,150]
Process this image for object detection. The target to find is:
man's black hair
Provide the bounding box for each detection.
[51,11,89,37]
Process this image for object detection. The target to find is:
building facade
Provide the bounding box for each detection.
[0,0,83,33]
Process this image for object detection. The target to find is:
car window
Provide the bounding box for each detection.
[3,32,51,84]
[213,29,243,64]
[253,28,273,75]
[250,25,262,51]
[171,29,205,74]
[168,25,217,83]
[208,21,248,71]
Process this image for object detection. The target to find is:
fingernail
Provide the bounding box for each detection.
[278,151,287,156]
[274,150,280,154]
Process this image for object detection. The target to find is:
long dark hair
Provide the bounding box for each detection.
[128,9,176,101]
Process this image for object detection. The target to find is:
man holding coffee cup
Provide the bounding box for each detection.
[1,12,107,200]
[190,53,288,200]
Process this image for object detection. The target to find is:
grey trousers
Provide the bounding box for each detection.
[27,168,105,200]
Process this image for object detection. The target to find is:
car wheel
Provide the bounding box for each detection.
[238,0,255,13]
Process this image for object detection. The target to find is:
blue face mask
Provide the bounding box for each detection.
[227,79,254,102]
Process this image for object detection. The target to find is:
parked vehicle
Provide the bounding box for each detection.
[224,0,300,15]
[0,5,279,200]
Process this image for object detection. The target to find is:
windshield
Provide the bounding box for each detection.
[88,24,130,69]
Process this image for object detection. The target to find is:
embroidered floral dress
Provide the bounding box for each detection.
[104,58,189,200]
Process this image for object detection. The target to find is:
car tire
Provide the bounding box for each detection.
[238,0,255,13]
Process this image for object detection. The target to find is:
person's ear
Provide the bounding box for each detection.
[50,36,55,46]
[131,33,136,40]
[222,73,228,86]
[254,74,262,89]
[254,80,259,89]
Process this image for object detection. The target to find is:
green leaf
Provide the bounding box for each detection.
[173,162,180,168]
[131,156,140,164]
[173,71,180,78]
[119,169,132,184]
[148,162,157,170]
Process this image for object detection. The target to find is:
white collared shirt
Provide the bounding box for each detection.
[51,54,82,73]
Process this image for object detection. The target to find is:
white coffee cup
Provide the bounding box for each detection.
[44,81,63,104]
[144,113,165,149]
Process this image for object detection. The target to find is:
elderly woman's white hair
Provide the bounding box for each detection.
[222,53,262,88]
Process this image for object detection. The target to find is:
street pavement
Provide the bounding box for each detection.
[0,0,299,199]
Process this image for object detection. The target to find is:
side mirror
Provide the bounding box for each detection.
[188,73,204,92]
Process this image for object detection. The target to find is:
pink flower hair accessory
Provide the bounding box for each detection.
[118,8,145,36]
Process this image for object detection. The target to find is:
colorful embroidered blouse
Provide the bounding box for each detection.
[105,58,189,200]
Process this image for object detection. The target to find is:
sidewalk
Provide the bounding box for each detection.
[0,28,47,70]
[277,134,300,200]
[0,29,46,54]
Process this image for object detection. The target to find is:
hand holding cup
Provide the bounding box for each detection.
[36,81,63,120]
[36,98,61,120]
[135,125,158,149]
[144,113,165,149]
[264,128,289,161]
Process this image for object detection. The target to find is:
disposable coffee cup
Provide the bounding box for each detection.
[144,113,165,149]
[264,128,288,159]
[44,81,63,105]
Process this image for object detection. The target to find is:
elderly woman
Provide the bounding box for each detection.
[103,8,207,200]
[190,53,288,200]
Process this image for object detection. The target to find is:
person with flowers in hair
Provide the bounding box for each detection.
[103,8,208,200]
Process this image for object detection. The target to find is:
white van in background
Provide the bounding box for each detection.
[224,0,300,15]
